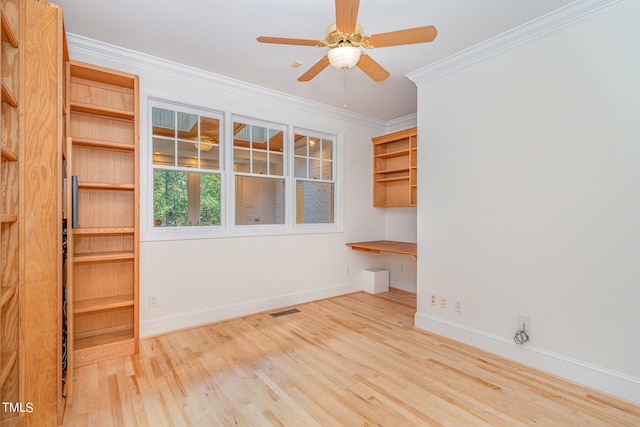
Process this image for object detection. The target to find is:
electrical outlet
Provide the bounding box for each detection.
[454,298,463,313]
[440,296,447,309]
[430,294,437,306]
[149,294,159,308]
[517,314,531,332]
[345,266,350,276]
[400,264,405,273]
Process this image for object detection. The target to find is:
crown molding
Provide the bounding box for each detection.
[407,0,634,86]
[385,114,417,133]
[65,33,387,130]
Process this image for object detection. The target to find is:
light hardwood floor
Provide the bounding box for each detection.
[62,289,640,426]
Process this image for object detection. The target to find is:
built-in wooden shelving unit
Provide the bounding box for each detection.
[65,61,139,392]
[372,127,417,207]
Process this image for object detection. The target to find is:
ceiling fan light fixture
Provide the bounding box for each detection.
[328,45,361,70]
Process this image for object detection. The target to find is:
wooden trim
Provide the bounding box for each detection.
[1,80,18,107]
[1,143,18,161]
[0,287,16,309]
[1,214,17,224]
[0,351,17,389]
[0,11,18,48]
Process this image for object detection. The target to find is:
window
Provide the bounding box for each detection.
[151,105,222,227]
[233,120,286,226]
[146,99,341,238]
[294,132,335,224]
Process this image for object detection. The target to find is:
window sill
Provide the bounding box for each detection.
[141,224,344,242]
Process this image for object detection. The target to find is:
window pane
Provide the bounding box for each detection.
[322,139,333,160]
[309,159,321,180]
[177,112,198,140]
[270,152,283,176]
[152,107,175,137]
[252,151,268,175]
[269,131,283,153]
[178,140,198,168]
[322,160,333,180]
[200,145,220,170]
[294,157,306,178]
[154,170,221,227]
[296,181,334,224]
[199,173,221,226]
[235,176,285,225]
[234,149,251,173]
[153,137,175,166]
[252,126,268,150]
[309,138,321,158]
[294,134,307,156]
[200,116,219,143]
[154,169,188,227]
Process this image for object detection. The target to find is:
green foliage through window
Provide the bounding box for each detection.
[154,170,221,227]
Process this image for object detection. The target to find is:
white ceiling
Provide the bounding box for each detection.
[52,0,576,121]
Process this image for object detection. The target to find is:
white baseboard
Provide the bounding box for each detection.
[390,280,417,294]
[415,312,640,404]
[140,281,362,338]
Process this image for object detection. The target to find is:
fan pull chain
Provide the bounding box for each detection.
[343,69,348,109]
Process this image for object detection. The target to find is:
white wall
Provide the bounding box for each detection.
[67,36,391,336]
[413,2,640,402]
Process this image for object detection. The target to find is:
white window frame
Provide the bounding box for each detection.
[229,115,289,230]
[292,128,339,229]
[142,97,343,242]
[146,99,226,240]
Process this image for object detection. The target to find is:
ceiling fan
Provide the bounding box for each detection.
[257,0,437,82]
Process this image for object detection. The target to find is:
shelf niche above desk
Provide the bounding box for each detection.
[372,127,417,207]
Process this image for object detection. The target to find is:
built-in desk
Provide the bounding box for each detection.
[346,240,417,258]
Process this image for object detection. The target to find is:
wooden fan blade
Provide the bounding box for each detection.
[335,0,360,34]
[257,36,324,47]
[298,56,330,82]
[366,25,437,48]
[356,53,390,82]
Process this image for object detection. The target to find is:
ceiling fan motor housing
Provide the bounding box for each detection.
[324,23,367,48]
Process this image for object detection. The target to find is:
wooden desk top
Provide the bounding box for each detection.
[346,240,417,257]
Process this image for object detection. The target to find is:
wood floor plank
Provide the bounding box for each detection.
[62,289,640,426]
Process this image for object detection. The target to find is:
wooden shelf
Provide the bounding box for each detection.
[69,62,136,90]
[73,227,135,235]
[0,11,18,48]
[0,287,16,309]
[1,143,18,161]
[374,148,411,159]
[78,181,135,191]
[74,294,134,314]
[70,100,135,120]
[73,336,135,368]
[1,80,18,107]
[72,137,135,152]
[73,251,135,263]
[375,176,410,183]
[372,127,417,207]
[1,214,17,223]
[74,325,134,351]
[0,351,18,389]
[375,166,410,175]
